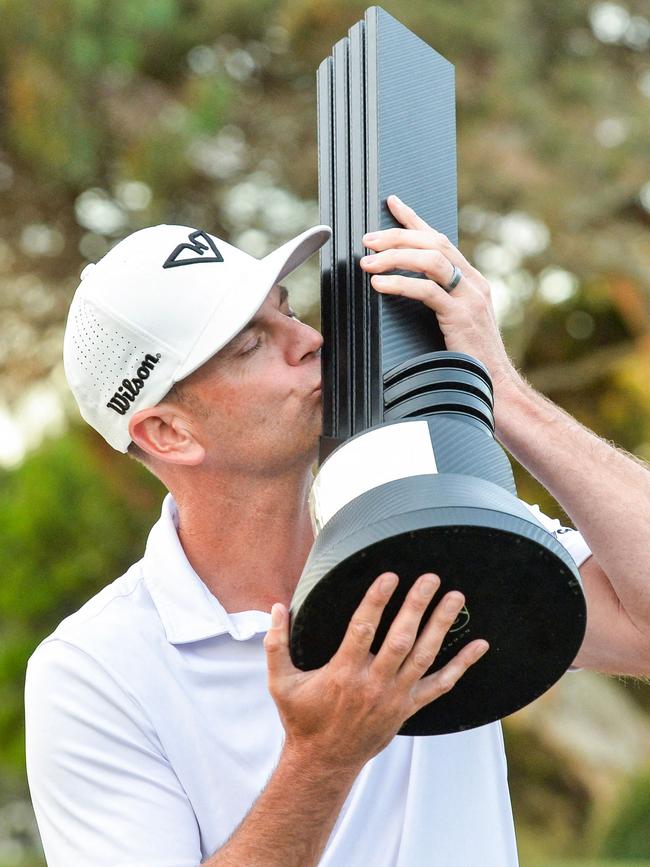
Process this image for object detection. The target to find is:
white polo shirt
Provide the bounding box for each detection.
[25,495,591,867]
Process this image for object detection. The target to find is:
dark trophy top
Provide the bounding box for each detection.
[318,6,458,459]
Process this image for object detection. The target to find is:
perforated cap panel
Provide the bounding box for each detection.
[64,296,182,452]
[70,299,140,393]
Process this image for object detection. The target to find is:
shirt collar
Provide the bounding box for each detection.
[142,494,271,645]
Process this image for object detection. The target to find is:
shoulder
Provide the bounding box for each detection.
[27,558,163,686]
[25,560,167,749]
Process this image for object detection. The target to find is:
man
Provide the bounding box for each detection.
[25,196,650,866]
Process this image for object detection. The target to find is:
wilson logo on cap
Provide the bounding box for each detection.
[106,353,162,415]
[162,230,224,269]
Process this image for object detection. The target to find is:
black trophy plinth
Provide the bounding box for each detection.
[290,8,586,735]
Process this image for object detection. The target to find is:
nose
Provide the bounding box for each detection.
[285,317,323,365]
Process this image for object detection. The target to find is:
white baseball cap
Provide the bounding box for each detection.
[63,223,331,452]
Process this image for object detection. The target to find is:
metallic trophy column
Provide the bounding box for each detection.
[290,6,586,735]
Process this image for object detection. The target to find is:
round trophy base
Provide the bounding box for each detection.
[289,475,586,736]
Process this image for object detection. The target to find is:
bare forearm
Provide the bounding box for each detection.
[203,746,359,867]
[494,373,650,628]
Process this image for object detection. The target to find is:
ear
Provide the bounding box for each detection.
[128,403,205,466]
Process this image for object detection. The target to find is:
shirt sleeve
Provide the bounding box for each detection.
[519,500,592,569]
[519,501,592,674]
[25,638,202,867]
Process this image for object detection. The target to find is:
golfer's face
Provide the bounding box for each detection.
[184,284,323,473]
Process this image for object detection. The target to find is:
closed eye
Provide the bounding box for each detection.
[240,336,262,356]
[238,300,297,356]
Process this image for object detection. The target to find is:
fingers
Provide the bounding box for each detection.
[335,572,399,667]
[264,604,297,681]
[361,248,458,288]
[398,591,467,685]
[411,638,490,711]
[363,195,476,275]
[386,194,431,231]
[363,228,437,253]
[371,573,441,680]
[369,273,456,316]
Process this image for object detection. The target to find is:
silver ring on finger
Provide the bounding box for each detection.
[443,264,462,293]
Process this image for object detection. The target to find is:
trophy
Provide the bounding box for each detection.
[289,7,586,735]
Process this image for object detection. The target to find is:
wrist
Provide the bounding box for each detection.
[280,737,365,785]
[491,368,529,437]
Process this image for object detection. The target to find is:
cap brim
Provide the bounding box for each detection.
[261,224,332,285]
[174,224,332,383]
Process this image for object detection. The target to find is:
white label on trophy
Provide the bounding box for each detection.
[310,420,438,531]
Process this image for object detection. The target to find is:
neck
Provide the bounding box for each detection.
[171,466,315,613]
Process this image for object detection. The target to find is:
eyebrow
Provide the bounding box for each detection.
[226,285,290,352]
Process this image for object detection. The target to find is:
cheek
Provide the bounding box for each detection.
[210,382,283,432]
[203,364,301,432]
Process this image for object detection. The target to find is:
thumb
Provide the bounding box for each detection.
[264,603,296,681]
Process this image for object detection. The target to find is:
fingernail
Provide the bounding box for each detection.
[363,233,378,242]
[390,195,403,205]
[271,604,283,627]
[372,276,388,287]
[381,573,398,593]
[445,594,463,612]
[419,575,437,597]
[474,641,489,659]
[360,254,375,264]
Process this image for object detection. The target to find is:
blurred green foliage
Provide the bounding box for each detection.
[506,725,592,856]
[541,862,650,866]
[0,428,163,781]
[599,767,650,859]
